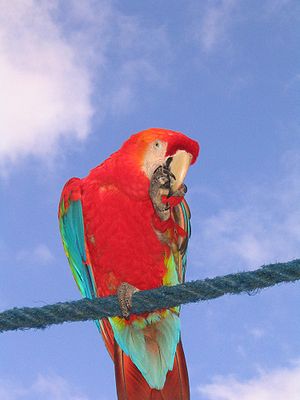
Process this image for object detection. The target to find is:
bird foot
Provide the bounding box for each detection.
[149,164,175,221]
[117,282,139,319]
[149,163,187,220]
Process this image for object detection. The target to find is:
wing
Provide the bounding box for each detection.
[173,197,191,282]
[59,178,118,359]
[58,178,98,308]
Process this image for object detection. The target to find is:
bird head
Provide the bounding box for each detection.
[118,128,199,197]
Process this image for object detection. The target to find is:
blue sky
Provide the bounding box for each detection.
[0,0,300,399]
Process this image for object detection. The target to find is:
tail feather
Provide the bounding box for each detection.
[114,339,189,400]
[100,318,190,399]
[99,318,115,360]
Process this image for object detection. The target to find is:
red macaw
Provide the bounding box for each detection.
[58,128,199,399]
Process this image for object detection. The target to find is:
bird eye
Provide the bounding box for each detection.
[154,141,161,149]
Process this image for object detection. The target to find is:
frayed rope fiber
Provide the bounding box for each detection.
[1,259,300,333]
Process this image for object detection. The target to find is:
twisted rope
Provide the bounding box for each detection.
[1,259,300,333]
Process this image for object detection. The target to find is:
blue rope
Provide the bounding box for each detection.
[1,258,300,333]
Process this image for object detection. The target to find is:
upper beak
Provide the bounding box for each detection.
[168,150,192,192]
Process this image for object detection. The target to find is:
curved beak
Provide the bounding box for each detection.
[169,150,192,192]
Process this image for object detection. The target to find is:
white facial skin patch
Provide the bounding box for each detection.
[142,140,168,179]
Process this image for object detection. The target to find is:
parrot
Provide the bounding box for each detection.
[58,128,199,399]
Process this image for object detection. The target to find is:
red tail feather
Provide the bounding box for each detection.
[114,339,190,400]
[100,319,190,399]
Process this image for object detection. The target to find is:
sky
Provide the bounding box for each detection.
[0,0,300,399]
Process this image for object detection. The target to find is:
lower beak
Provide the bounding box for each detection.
[169,150,192,192]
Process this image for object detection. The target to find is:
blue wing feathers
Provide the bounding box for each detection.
[59,194,97,300]
[59,194,100,330]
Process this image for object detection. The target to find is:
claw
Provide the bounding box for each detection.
[169,183,187,197]
[152,165,176,185]
[117,282,139,319]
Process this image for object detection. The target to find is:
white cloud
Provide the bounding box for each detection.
[109,59,163,115]
[0,0,169,172]
[16,243,54,266]
[190,151,300,274]
[249,327,265,339]
[0,374,90,400]
[32,375,89,400]
[0,1,93,168]
[198,361,300,400]
[194,0,237,52]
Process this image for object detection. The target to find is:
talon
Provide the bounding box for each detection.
[170,184,187,197]
[165,157,173,168]
[162,166,176,181]
[117,282,139,319]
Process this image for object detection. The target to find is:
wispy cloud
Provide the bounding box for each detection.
[197,361,300,399]
[190,151,300,275]
[284,73,300,92]
[108,58,165,116]
[0,0,169,172]
[0,374,90,400]
[263,0,295,15]
[16,244,54,266]
[0,1,93,169]
[193,0,237,52]
[249,327,265,340]
[32,374,89,400]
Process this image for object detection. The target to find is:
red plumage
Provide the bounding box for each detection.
[114,339,190,400]
[79,128,199,297]
[59,128,199,399]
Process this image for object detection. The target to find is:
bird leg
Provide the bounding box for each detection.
[117,282,139,319]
